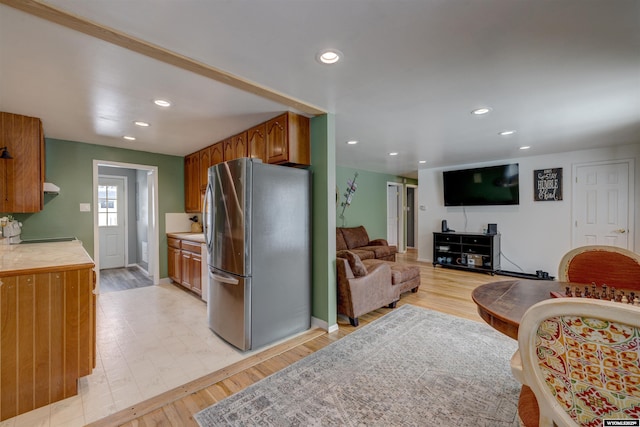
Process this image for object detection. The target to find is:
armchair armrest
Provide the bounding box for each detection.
[337,261,395,319]
[369,238,389,246]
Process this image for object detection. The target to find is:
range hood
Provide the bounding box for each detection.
[43,182,60,194]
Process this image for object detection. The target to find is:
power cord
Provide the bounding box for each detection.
[500,250,524,272]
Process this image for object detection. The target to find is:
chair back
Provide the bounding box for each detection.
[518,298,640,427]
[558,245,640,291]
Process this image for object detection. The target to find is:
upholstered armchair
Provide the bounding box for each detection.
[336,256,397,327]
[558,245,640,291]
[511,298,640,426]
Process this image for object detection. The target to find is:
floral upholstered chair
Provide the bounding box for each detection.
[512,298,640,427]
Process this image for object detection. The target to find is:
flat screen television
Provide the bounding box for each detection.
[443,163,519,206]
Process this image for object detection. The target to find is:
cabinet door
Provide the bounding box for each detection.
[222,138,234,161]
[0,112,44,213]
[190,254,202,296]
[211,142,224,165]
[232,132,247,159]
[266,113,288,164]
[199,147,211,193]
[184,153,200,213]
[180,251,192,289]
[247,123,266,163]
[168,246,182,283]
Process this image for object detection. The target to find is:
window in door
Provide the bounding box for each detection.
[98,185,119,226]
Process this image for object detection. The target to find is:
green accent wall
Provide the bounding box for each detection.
[9,138,184,278]
[336,166,417,239]
[309,114,336,326]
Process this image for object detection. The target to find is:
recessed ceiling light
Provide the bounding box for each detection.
[134,121,150,127]
[316,49,343,64]
[154,99,171,107]
[389,152,399,156]
[419,160,427,164]
[123,136,136,141]
[346,140,358,145]
[499,130,516,136]
[520,146,530,150]
[471,107,492,115]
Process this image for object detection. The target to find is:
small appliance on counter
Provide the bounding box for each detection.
[1,219,22,244]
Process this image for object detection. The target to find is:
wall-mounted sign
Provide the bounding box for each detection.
[534,168,563,201]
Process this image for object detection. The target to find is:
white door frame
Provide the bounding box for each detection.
[405,184,418,249]
[387,182,404,253]
[98,174,128,269]
[93,160,160,292]
[571,159,635,251]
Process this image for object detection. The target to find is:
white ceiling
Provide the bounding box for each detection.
[1,0,639,178]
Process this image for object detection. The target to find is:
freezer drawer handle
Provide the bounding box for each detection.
[211,273,240,285]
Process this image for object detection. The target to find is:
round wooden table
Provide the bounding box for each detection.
[471,279,566,339]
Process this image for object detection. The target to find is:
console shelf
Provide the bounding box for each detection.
[432,232,500,274]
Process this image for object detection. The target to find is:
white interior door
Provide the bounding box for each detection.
[573,161,632,249]
[387,183,402,249]
[99,176,126,269]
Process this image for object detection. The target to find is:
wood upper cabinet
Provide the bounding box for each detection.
[247,123,267,163]
[199,146,211,193]
[183,112,310,214]
[0,112,45,213]
[223,132,248,161]
[266,112,310,166]
[184,152,200,213]
[211,142,224,165]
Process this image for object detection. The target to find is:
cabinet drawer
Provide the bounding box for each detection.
[168,237,181,249]
[434,234,458,243]
[181,240,202,254]
[461,236,489,245]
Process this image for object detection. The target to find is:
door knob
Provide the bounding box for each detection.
[615,229,627,233]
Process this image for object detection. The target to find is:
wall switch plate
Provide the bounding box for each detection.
[79,203,91,212]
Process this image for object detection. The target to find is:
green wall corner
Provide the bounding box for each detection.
[310,114,336,327]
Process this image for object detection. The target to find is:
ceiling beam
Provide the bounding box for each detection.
[1,0,327,116]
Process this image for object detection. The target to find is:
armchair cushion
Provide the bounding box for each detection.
[336,228,348,251]
[337,250,368,277]
[340,226,371,249]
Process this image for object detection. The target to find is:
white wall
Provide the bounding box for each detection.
[418,143,640,277]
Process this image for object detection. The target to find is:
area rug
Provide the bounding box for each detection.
[195,304,521,426]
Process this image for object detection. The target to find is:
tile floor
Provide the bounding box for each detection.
[0,283,252,427]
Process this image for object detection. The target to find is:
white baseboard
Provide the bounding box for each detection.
[311,316,339,333]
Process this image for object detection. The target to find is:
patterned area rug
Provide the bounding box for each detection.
[195,305,521,426]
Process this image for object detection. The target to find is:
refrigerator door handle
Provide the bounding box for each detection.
[211,272,240,285]
[203,180,213,250]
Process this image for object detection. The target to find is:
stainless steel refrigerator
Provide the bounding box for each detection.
[203,158,311,351]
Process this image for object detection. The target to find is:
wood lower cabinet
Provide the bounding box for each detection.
[168,236,202,297]
[167,237,181,283]
[0,112,45,213]
[0,266,96,421]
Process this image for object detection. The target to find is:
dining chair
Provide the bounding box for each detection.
[511,298,640,427]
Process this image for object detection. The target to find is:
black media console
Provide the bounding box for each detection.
[433,231,500,275]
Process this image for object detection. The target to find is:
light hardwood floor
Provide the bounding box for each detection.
[88,250,503,427]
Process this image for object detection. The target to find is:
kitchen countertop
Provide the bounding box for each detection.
[167,233,205,243]
[0,240,94,275]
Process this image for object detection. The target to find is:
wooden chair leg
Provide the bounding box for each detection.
[411,287,419,293]
[388,301,397,308]
[349,317,359,327]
